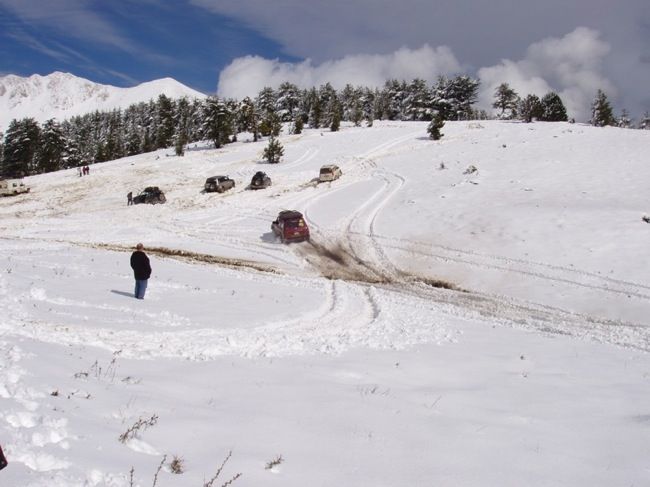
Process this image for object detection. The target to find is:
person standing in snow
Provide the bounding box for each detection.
[0,444,7,470]
[127,191,133,205]
[130,243,151,299]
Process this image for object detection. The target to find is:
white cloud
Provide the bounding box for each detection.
[477,28,614,121]
[0,0,133,51]
[217,29,614,122]
[217,44,461,99]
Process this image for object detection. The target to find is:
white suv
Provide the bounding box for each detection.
[319,164,342,182]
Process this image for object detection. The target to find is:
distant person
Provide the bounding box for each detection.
[85,165,90,175]
[130,243,151,299]
[0,444,7,470]
[127,191,133,206]
[78,167,83,177]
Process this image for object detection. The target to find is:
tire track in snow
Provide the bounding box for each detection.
[366,234,650,301]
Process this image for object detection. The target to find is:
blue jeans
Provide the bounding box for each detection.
[134,279,148,299]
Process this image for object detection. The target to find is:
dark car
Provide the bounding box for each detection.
[250,171,272,190]
[205,175,235,193]
[271,210,310,243]
[133,186,166,204]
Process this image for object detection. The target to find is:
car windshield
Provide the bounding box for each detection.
[320,168,332,174]
[285,219,305,228]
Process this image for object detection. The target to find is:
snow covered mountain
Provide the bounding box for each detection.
[0,72,206,130]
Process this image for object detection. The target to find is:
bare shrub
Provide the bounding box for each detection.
[151,455,166,486]
[265,455,284,470]
[170,455,184,474]
[203,451,242,487]
[119,414,159,443]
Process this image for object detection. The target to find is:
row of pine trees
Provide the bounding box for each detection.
[1,77,647,178]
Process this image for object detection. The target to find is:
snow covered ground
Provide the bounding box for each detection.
[0,121,648,486]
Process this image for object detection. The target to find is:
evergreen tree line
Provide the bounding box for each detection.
[0,77,482,177]
[492,82,650,129]
[1,77,648,178]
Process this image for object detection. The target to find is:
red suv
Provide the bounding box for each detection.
[271,210,310,243]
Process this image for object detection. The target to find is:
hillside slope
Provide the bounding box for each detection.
[0,121,648,487]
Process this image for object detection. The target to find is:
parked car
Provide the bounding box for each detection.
[133,186,166,204]
[250,171,272,190]
[319,164,342,182]
[205,175,235,193]
[271,210,310,243]
[0,179,30,197]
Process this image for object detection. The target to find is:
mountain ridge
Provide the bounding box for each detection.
[0,71,207,130]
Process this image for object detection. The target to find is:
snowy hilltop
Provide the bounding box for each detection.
[0,121,648,486]
[0,72,206,130]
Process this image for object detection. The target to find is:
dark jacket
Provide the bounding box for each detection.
[130,251,152,280]
[0,444,7,470]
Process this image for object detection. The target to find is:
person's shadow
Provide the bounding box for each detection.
[111,290,134,298]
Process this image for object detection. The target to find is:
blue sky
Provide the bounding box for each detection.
[1,0,649,118]
[0,1,298,93]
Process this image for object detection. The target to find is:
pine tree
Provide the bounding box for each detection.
[276,82,300,122]
[36,119,66,173]
[616,109,632,128]
[237,97,259,141]
[361,88,376,125]
[493,83,519,119]
[1,118,41,177]
[540,92,568,122]
[259,109,281,137]
[427,113,445,140]
[351,99,363,127]
[174,131,187,156]
[639,111,650,130]
[328,97,342,132]
[174,97,191,154]
[519,94,544,123]
[340,84,356,121]
[431,75,480,121]
[293,116,304,134]
[383,79,407,120]
[307,88,322,128]
[590,90,615,127]
[330,109,341,132]
[64,136,82,169]
[202,97,233,148]
[155,94,175,148]
[318,83,338,126]
[404,79,433,121]
[263,136,284,163]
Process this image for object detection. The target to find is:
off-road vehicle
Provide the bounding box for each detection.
[319,164,342,182]
[271,210,310,243]
[250,171,272,190]
[0,179,30,197]
[205,175,235,193]
[133,186,166,204]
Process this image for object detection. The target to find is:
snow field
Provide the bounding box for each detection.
[0,120,649,486]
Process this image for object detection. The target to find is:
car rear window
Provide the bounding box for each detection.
[285,219,305,228]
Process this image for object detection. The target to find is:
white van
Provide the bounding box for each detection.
[0,179,30,196]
